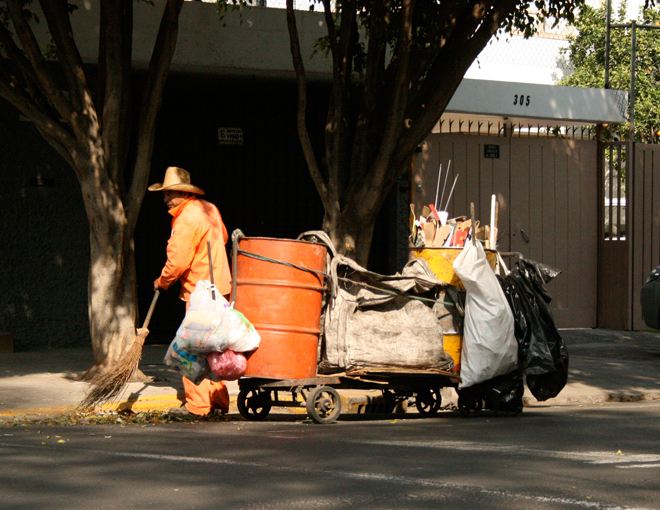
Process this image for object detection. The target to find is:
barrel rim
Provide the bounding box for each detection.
[239,236,328,249]
[408,246,497,254]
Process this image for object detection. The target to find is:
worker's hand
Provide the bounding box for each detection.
[154,279,161,292]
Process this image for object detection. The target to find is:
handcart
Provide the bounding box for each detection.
[230,233,472,424]
[237,370,459,424]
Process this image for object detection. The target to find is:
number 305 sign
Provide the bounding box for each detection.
[513,94,531,107]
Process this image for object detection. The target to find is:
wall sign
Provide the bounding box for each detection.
[484,144,500,159]
[513,94,531,107]
[218,128,243,145]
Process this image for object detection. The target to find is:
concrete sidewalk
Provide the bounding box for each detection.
[1,328,659,420]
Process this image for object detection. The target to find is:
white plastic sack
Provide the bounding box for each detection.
[226,309,261,353]
[175,309,231,353]
[164,280,260,383]
[164,339,208,384]
[189,279,229,314]
[173,280,260,354]
[453,239,518,389]
[174,280,231,353]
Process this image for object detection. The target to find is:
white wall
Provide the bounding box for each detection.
[464,0,647,85]
[65,0,333,77]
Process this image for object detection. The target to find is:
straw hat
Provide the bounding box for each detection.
[148,166,205,195]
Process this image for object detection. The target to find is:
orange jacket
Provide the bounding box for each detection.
[156,196,232,301]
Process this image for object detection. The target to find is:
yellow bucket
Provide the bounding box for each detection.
[408,246,497,290]
[442,333,462,373]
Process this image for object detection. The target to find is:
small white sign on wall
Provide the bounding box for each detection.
[218,128,243,145]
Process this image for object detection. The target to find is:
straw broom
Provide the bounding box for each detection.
[79,290,160,409]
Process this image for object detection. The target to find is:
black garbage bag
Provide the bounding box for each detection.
[484,369,524,414]
[456,369,524,416]
[499,259,568,401]
[498,274,554,375]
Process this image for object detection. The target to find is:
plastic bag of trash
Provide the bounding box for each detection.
[164,339,208,384]
[226,309,261,353]
[188,279,228,313]
[175,309,231,353]
[165,280,259,382]
[174,280,260,354]
[498,259,568,401]
[457,369,524,416]
[453,238,518,389]
[208,350,247,381]
[174,280,231,353]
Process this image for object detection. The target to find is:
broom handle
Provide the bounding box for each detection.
[207,240,216,300]
[142,290,160,329]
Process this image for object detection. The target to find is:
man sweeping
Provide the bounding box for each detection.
[149,166,232,416]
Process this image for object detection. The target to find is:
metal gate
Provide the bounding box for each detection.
[597,142,660,330]
[413,134,599,328]
[629,143,660,329]
[598,142,629,329]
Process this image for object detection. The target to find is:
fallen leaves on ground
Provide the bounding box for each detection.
[0,409,235,427]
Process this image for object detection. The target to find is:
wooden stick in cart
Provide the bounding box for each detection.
[439,160,451,211]
[434,163,442,210]
[489,194,497,250]
[493,198,499,250]
[464,202,475,246]
[443,173,459,212]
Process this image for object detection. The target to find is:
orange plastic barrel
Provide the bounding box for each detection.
[234,237,327,380]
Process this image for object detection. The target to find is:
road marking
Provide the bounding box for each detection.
[617,463,660,469]
[0,441,656,509]
[353,439,660,469]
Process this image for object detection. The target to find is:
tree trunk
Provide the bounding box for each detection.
[323,199,378,267]
[76,156,145,382]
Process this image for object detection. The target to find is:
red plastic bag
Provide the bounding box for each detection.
[207,350,247,381]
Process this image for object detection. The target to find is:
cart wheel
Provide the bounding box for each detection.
[458,394,483,417]
[237,389,272,421]
[305,386,341,424]
[415,387,442,417]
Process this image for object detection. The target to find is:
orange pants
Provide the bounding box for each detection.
[182,377,230,416]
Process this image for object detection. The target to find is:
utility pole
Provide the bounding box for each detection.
[602,1,660,329]
[606,3,660,142]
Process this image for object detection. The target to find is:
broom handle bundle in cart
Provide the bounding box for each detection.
[207,240,216,301]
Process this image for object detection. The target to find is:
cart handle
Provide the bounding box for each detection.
[498,251,525,261]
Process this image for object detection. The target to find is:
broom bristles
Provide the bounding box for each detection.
[78,334,147,410]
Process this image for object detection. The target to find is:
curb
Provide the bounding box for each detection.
[0,394,401,420]
[524,392,660,406]
[2,390,659,421]
[0,405,81,418]
[0,393,189,420]
[102,393,187,413]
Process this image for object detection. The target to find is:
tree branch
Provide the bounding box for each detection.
[323,0,359,201]
[286,0,328,205]
[39,0,89,114]
[0,21,44,102]
[395,0,519,164]
[99,0,134,190]
[0,76,78,159]
[369,0,415,188]
[6,0,76,123]
[35,124,77,169]
[125,0,184,234]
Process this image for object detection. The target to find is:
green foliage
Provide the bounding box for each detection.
[560,1,660,143]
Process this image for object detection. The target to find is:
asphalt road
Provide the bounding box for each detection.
[2,402,660,510]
